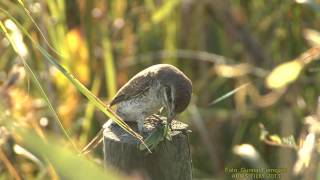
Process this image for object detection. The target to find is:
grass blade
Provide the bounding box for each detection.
[17,129,125,180]
[16,0,65,57]
[209,83,250,106]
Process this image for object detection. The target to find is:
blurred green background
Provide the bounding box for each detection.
[1,0,320,179]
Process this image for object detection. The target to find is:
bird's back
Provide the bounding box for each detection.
[109,64,177,106]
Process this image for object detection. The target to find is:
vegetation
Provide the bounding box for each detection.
[1,0,320,179]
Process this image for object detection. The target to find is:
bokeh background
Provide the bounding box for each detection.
[1,0,320,179]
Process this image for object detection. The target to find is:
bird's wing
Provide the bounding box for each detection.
[109,71,153,106]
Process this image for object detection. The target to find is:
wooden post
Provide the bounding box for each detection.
[103,118,192,180]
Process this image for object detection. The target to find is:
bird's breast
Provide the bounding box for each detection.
[115,87,162,122]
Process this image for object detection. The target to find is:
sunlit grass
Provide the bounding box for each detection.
[0,20,78,151]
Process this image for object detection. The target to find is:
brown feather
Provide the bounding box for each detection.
[109,69,154,106]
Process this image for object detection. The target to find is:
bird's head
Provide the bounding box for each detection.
[154,64,192,123]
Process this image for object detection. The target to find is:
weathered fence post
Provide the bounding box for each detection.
[103,119,192,180]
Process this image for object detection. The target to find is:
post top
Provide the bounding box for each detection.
[103,116,189,144]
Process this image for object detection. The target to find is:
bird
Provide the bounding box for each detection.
[81,64,192,154]
[110,63,192,132]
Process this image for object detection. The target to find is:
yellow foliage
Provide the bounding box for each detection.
[269,135,282,144]
[303,29,320,47]
[152,0,180,24]
[52,28,90,127]
[215,63,251,78]
[65,28,89,85]
[57,87,79,128]
[9,88,36,124]
[266,60,303,89]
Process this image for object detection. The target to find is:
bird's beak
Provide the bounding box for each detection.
[161,87,175,124]
[168,112,175,127]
